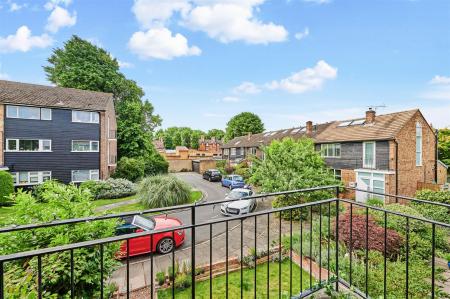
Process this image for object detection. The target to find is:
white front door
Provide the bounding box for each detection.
[356,176,371,202]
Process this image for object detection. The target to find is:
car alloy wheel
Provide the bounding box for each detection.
[157,238,175,254]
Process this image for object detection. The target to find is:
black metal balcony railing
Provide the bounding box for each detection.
[0,186,449,299]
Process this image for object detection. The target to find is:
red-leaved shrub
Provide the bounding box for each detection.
[335,212,404,258]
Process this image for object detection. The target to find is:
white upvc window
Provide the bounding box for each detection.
[223,148,229,155]
[321,143,341,158]
[72,140,99,152]
[71,169,99,182]
[230,148,236,156]
[6,105,52,120]
[72,110,100,124]
[363,141,376,169]
[416,122,422,166]
[6,139,52,152]
[333,169,342,180]
[11,171,52,186]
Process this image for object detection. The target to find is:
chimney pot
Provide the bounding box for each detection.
[366,108,376,123]
[306,121,313,134]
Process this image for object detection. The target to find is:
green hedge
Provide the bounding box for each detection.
[0,171,14,204]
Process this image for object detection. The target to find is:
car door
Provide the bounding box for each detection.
[129,228,151,256]
[223,176,230,187]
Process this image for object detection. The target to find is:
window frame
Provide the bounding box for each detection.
[5,139,52,152]
[416,122,422,166]
[71,140,100,152]
[363,141,376,169]
[72,110,100,124]
[71,169,100,183]
[11,171,52,186]
[320,143,341,158]
[6,105,52,120]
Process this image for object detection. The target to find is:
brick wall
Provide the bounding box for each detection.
[437,162,448,185]
[100,99,117,179]
[168,160,193,172]
[340,169,356,198]
[395,111,437,197]
[0,104,3,166]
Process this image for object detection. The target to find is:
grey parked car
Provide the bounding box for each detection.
[220,188,256,216]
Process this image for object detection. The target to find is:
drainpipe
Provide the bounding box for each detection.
[435,129,439,183]
[394,140,399,203]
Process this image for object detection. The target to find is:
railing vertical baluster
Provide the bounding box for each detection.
[240,218,243,299]
[431,223,436,299]
[289,209,293,298]
[327,202,331,282]
[100,244,104,299]
[172,231,175,298]
[309,206,313,290]
[254,215,257,298]
[349,203,353,287]
[150,235,153,299]
[384,212,387,299]
[38,255,42,299]
[267,213,270,299]
[191,206,196,299]
[70,249,74,299]
[210,223,213,299]
[300,207,303,292]
[335,200,339,292]
[365,207,369,296]
[126,239,130,299]
[405,217,409,298]
[226,220,229,299]
[319,204,322,284]
[279,211,282,299]
[0,261,3,299]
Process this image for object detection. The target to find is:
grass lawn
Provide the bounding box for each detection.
[91,195,136,208]
[158,260,314,299]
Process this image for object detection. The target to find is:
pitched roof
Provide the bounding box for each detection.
[222,109,420,148]
[315,109,419,143]
[222,123,332,148]
[0,80,113,111]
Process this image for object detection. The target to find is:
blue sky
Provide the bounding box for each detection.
[1,0,449,131]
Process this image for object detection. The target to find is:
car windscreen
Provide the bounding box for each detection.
[228,191,249,199]
[232,176,243,181]
[211,171,221,175]
[131,215,155,231]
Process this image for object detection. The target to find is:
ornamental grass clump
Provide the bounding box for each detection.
[138,175,192,208]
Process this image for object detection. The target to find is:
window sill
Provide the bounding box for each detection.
[71,151,100,153]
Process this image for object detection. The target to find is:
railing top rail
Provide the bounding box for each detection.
[345,187,450,208]
[340,198,450,228]
[0,197,338,262]
[0,185,339,234]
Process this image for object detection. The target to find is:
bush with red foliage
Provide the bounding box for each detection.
[335,212,404,258]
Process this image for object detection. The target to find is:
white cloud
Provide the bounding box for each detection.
[45,6,77,33]
[44,0,72,10]
[267,60,337,93]
[221,96,240,102]
[294,27,309,40]
[183,1,287,44]
[421,75,450,101]
[128,27,201,60]
[430,75,450,85]
[0,26,53,53]
[118,60,134,68]
[9,2,25,12]
[233,81,261,94]
[132,0,191,28]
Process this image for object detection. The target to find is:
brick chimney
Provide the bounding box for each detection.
[247,132,252,140]
[366,108,376,123]
[306,121,313,134]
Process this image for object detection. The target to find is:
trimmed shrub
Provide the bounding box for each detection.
[174,273,191,290]
[81,178,136,199]
[156,271,166,286]
[144,152,169,176]
[138,175,192,208]
[336,212,404,258]
[410,202,448,224]
[224,165,235,174]
[0,171,14,204]
[32,180,93,203]
[113,157,145,182]
[234,161,251,180]
[415,189,450,204]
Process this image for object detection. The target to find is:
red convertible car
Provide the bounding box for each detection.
[116,215,185,257]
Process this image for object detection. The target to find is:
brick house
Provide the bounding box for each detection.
[222,109,446,200]
[198,136,222,157]
[0,80,117,185]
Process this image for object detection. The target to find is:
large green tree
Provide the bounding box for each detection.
[438,128,450,166]
[250,137,339,219]
[225,112,264,142]
[207,128,225,140]
[44,36,165,173]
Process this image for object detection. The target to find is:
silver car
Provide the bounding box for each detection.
[220,188,256,216]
